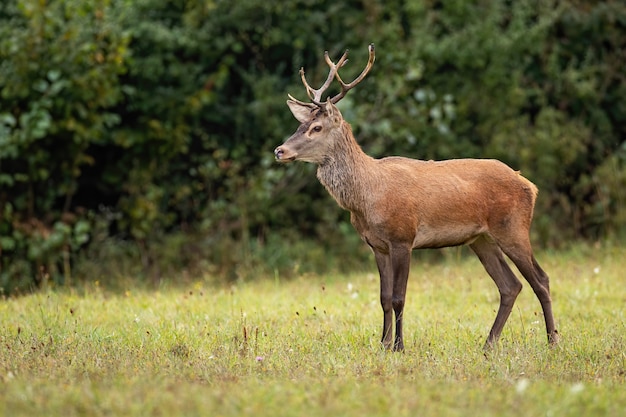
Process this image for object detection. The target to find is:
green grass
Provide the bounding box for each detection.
[2,244,626,416]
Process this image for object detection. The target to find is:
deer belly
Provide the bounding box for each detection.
[411,223,486,249]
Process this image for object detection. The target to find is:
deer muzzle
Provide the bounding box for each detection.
[274,146,296,162]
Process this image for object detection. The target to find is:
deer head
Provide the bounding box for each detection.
[274,44,375,165]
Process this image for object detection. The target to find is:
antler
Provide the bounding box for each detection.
[292,44,375,107]
[330,43,375,104]
[298,50,349,106]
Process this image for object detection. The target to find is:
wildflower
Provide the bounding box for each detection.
[515,378,530,394]
[570,382,584,394]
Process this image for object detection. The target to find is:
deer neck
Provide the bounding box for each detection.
[316,123,373,212]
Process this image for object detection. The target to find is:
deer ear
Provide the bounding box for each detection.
[323,101,343,124]
[287,99,317,123]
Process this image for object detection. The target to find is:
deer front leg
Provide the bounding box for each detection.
[391,246,411,351]
[374,247,411,351]
[374,250,394,350]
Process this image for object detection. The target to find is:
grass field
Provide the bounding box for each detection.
[1,244,625,416]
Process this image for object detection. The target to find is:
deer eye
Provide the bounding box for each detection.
[311,125,322,133]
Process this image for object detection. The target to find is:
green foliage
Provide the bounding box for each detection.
[1,0,626,292]
[0,0,129,292]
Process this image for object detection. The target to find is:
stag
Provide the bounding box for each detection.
[274,44,558,351]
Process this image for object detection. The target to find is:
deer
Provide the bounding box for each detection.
[274,44,559,351]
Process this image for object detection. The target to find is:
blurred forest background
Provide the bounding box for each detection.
[1,0,625,293]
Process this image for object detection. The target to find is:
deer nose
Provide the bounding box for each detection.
[274,147,284,160]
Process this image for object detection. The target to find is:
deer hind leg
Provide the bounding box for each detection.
[470,236,523,349]
[499,239,559,345]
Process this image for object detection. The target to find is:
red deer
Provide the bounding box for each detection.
[274,44,559,351]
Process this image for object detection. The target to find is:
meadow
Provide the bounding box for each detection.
[1,243,625,417]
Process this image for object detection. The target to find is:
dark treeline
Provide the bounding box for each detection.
[1,0,625,293]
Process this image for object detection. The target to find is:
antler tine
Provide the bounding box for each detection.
[299,50,339,106]
[330,43,375,104]
[287,93,313,107]
[299,68,326,106]
[325,49,350,70]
